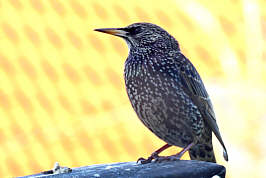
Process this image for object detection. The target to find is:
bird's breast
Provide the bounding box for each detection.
[124,57,182,118]
[124,57,203,146]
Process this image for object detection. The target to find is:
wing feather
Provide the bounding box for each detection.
[176,53,228,161]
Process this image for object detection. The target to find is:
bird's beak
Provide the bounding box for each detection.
[94,28,128,37]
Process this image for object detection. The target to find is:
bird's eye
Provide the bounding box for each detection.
[126,26,142,35]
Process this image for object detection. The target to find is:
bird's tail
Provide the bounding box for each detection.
[189,127,216,163]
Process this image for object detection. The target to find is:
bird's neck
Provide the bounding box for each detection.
[128,45,177,62]
[125,35,181,68]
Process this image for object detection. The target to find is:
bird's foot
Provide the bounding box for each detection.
[137,157,152,164]
[154,142,195,163]
[154,154,182,163]
[137,144,172,164]
[137,152,159,164]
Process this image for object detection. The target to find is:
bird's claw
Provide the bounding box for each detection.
[137,157,153,164]
[137,157,145,163]
[137,152,160,164]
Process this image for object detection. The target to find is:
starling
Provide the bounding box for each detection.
[95,23,228,163]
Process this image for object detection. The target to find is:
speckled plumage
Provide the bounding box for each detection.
[95,23,228,163]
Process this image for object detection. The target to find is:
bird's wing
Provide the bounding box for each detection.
[175,53,228,161]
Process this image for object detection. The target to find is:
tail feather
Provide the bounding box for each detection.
[223,149,228,161]
[189,126,216,163]
[189,143,216,163]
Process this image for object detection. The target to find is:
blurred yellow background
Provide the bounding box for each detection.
[0,0,265,177]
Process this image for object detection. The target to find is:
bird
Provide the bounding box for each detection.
[95,22,228,163]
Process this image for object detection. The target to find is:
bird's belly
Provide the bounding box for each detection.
[126,76,204,148]
[135,95,196,147]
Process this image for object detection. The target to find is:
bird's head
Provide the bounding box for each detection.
[95,22,179,51]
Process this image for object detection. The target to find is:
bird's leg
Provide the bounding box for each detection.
[154,142,195,162]
[137,144,172,164]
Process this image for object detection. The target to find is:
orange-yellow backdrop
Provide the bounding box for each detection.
[0,0,265,177]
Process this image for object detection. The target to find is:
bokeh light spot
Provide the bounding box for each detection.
[0,90,12,110]
[9,0,23,10]
[45,28,63,49]
[62,63,81,84]
[30,0,45,14]
[80,99,97,115]
[0,54,16,76]
[18,56,37,81]
[92,3,108,20]
[14,89,34,113]
[113,5,129,23]
[67,31,83,50]
[105,68,123,90]
[41,59,59,83]
[83,65,102,86]
[1,22,19,44]
[24,25,41,47]
[36,92,54,115]
[49,0,66,17]
[70,0,87,19]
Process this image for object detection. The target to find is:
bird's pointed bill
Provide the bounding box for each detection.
[94,28,128,37]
